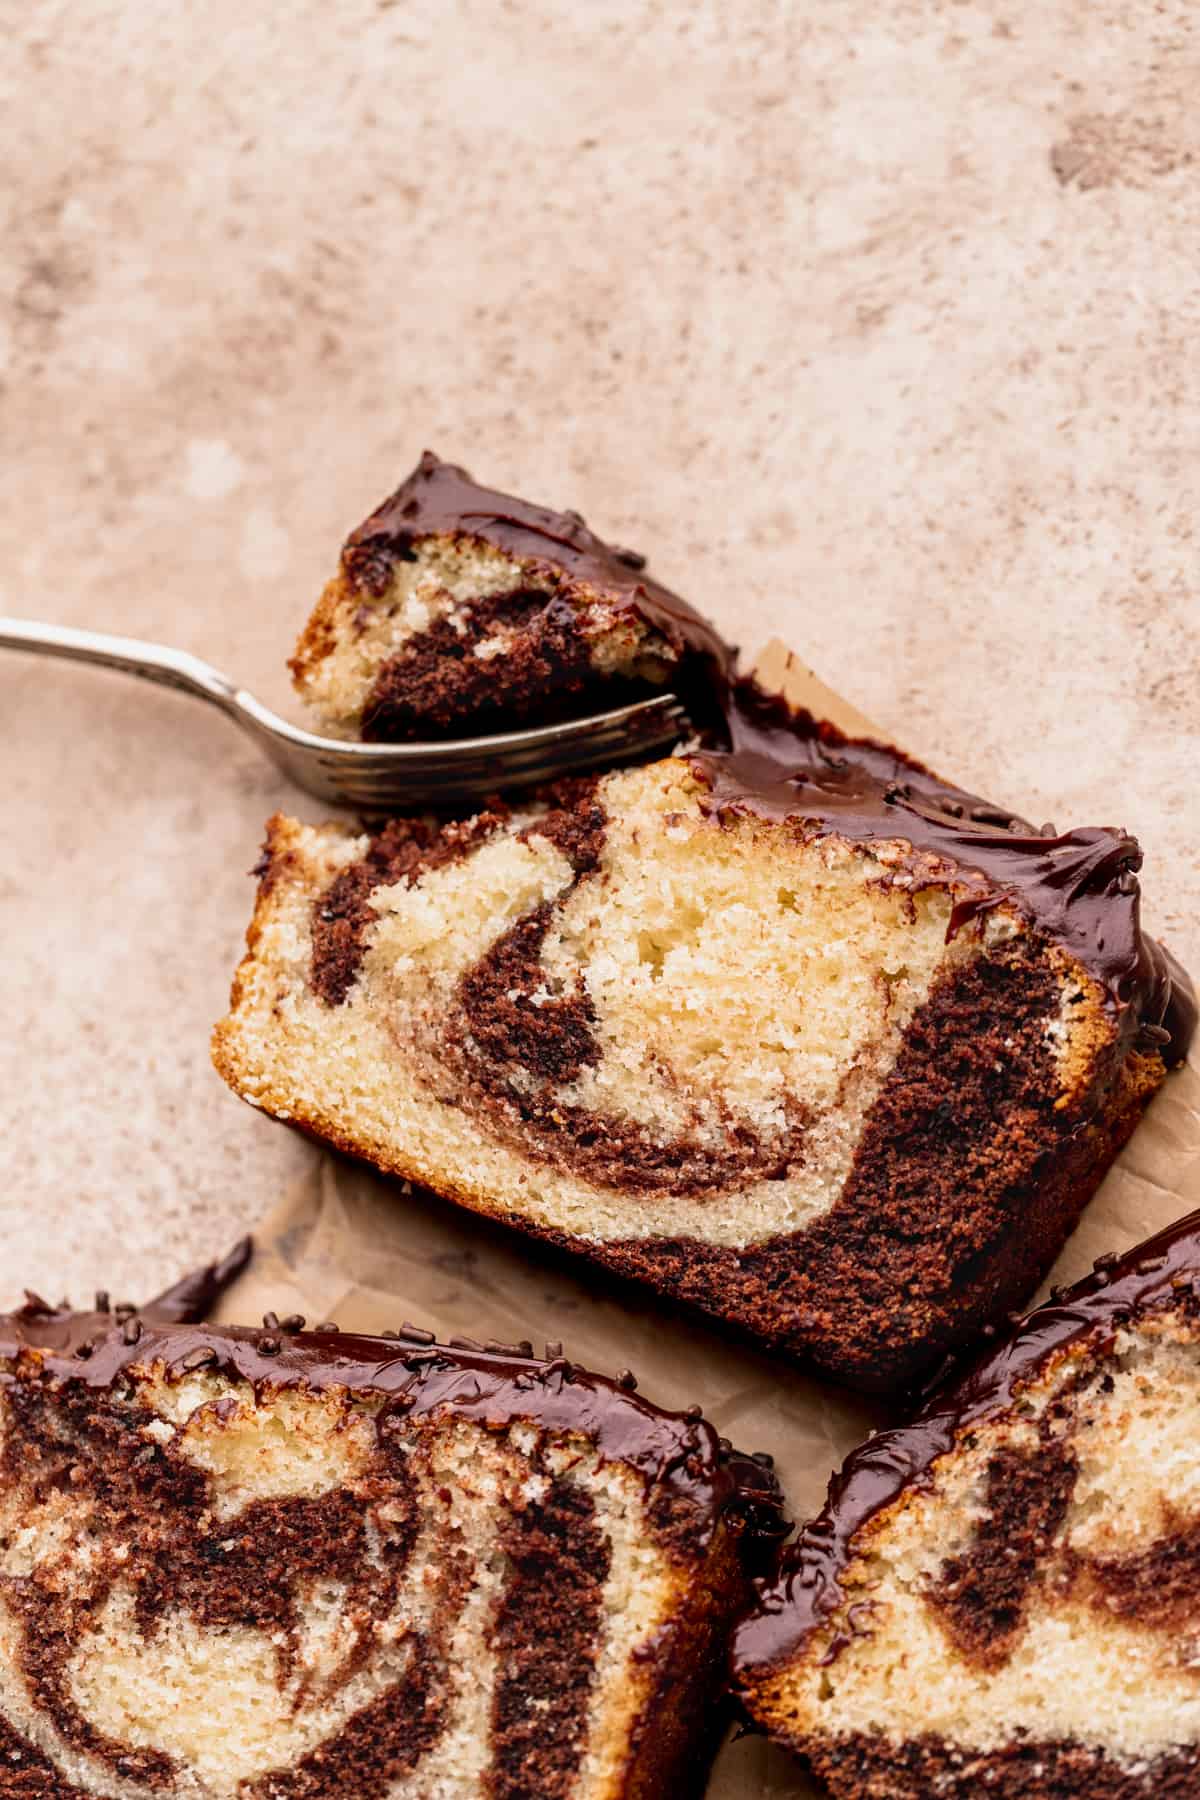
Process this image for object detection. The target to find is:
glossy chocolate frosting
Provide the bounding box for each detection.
[692,682,1196,1065]
[0,1303,785,1547]
[334,454,1194,1065]
[141,1236,253,1322]
[731,1205,1200,1678]
[342,449,732,676]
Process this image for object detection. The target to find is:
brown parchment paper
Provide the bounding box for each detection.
[214,643,1200,1800]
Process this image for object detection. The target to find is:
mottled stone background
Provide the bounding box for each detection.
[2,0,1197,1312]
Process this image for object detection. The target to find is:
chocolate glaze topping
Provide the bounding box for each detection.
[0,1308,785,1550]
[342,449,732,681]
[731,1204,1200,1678]
[326,455,1195,1065]
[692,682,1195,1064]
[141,1236,253,1323]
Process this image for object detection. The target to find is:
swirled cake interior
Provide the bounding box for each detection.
[289,451,726,741]
[0,1307,780,1798]
[732,1211,1200,1798]
[213,719,1190,1389]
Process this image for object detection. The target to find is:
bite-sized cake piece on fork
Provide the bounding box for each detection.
[212,687,1194,1391]
[732,1208,1200,1799]
[289,451,729,741]
[0,1296,784,1799]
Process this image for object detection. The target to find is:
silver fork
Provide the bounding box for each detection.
[0,618,690,810]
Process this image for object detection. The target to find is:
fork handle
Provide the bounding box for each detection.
[0,617,241,717]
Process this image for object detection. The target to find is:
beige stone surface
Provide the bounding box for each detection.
[0,10,1197,1794]
[2,1,1197,1308]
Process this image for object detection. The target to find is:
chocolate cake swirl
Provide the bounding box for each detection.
[289,450,731,741]
[732,1209,1200,1797]
[214,682,1193,1386]
[0,1300,783,1799]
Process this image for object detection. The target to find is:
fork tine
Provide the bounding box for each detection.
[242,694,690,813]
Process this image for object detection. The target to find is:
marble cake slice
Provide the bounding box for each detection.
[288,450,728,741]
[732,1209,1200,1798]
[0,1299,783,1800]
[212,688,1192,1390]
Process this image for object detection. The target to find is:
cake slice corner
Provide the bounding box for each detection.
[732,1208,1200,1797]
[287,450,728,741]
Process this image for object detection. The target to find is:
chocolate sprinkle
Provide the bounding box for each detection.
[398,1322,436,1345]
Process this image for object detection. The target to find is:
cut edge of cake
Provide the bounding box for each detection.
[0,1296,785,1800]
[289,451,730,742]
[731,1207,1200,1799]
[212,701,1193,1390]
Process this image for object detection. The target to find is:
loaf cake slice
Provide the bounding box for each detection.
[732,1208,1200,1798]
[289,451,729,740]
[212,688,1193,1390]
[0,1299,783,1799]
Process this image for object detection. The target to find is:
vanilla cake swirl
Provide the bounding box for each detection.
[732,1209,1200,1797]
[212,686,1193,1390]
[0,1297,782,1799]
[289,451,728,741]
